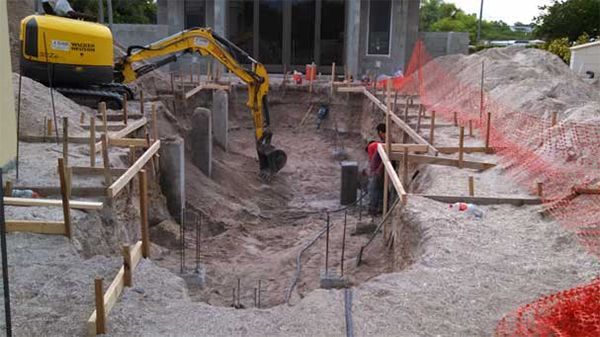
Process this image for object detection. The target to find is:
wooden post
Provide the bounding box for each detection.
[207,61,212,81]
[170,72,175,94]
[403,147,409,187]
[101,135,112,187]
[416,105,423,133]
[58,158,71,238]
[537,182,543,198]
[485,111,492,149]
[122,95,128,126]
[429,110,436,145]
[62,117,69,168]
[468,119,473,137]
[152,104,158,143]
[47,118,53,137]
[99,102,108,135]
[122,245,132,287]
[80,112,85,125]
[330,62,335,96]
[3,180,12,197]
[468,176,475,196]
[139,89,144,117]
[458,126,465,168]
[94,277,106,334]
[190,64,193,83]
[453,111,458,126]
[139,169,150,258]
[403,97,409,143]
[551,112,557,127]
[383,80,392,218]
[89,117,96,167]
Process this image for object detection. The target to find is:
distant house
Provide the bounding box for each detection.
[570,41,600,79]
[510,24,533,34]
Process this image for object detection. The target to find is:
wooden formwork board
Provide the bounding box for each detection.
[414,194,542,206]
[86,241,143,336]
[389,153,496,171]
[3,197,103,210]
[185,83,231,99]
[377,143,407,203]
[93,118,147,153]
[107,140,160,198]
[5,220,66,235]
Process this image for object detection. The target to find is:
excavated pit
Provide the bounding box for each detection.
[149,84,424,308]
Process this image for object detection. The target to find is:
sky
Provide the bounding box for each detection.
[444,0,556,25]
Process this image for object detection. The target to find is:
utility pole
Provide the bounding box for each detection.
[97,0,104,24]
[476,0,484,44]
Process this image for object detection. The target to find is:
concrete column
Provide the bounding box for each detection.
[159,137,185,223]
[190,108,212,177]
[345,0,361,78]
[213,0,226,80]
[340,161,358,205]
[212,90,228,151]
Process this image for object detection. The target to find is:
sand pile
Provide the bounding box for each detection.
[12,73,91,137]
[424,47,600,123]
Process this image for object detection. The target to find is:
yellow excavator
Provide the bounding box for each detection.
[19,14,286,176]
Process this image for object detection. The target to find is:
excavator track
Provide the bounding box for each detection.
[56,87,124,110]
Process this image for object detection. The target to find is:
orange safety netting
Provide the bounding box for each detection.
[383,40,600,336]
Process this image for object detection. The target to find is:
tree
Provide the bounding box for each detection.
[69,0,157,24]
[420,0,462,32]
[534,0,600,41]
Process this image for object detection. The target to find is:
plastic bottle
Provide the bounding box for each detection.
[449,202,484,219]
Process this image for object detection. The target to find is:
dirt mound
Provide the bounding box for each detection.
[12,73,90,137]
[425,47,600,123]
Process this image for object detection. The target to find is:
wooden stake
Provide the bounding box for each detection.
[429,110,436,145]
[551,112,557,127]
[458,126,465,168]
[122,245,132,287]
[47,118,53,137]
[139,169,150,258]
[403,147,409,187]
[58,158,71,238]
[139,89,144,117]
[129,146,136,166]
[62,117,69,168]
[416,105,423,133]
[207,62,212,81]
[453,111,458,126]
[94,277,106,334]
[101,135,112,187]
[537,182,543,198]
[485,111,491,149]
[330,62,335,96]
[99,102,108,135]
[170,72,175,94]
[80,112,85,125]
[123,95,128,126]
[383,80,392,218]
[468,176,475,196]
[152,104,158,143]
[469,119,473,137]
[403,97,409,143]
[3,180,12,197]
[89,117,96,167]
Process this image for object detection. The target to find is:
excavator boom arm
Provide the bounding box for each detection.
[115,28,286,176]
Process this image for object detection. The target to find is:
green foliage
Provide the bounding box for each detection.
[69,0,157,24]
[534,0,600,41]
[545,37,571,62]
[420,0,531,44]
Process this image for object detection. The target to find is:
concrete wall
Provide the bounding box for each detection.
[422,32,470,59]
[1,1,17,170]
[111,24,170,48]
[570,42,600,77]
[358,0,420,77]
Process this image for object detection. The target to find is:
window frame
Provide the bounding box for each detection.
[365,0,393,57]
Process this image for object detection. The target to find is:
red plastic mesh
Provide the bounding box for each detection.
[383,40,600,336]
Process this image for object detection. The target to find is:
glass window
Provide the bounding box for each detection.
[320,0,345,65]
[291,0,316,65]
[228,0,255,59]
[185,0,206,29]
[259,0,283,64]
[367,0,392,55]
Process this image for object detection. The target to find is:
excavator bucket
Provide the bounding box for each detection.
[257,144,287,178]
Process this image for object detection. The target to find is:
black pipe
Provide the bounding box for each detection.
[0,170,13,337]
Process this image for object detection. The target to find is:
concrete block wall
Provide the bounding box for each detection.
[111,24,170,48]
[422,32,470,59]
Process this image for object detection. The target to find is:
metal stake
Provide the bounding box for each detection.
[0,170,13,337]
[325,212,330,275]
[341,211,347,277]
